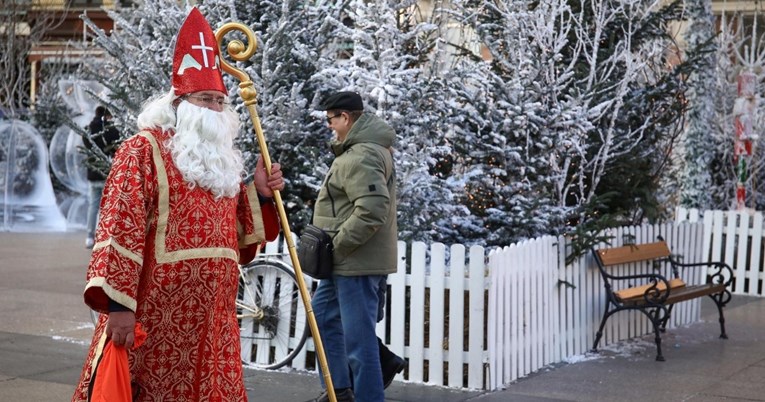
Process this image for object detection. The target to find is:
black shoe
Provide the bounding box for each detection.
[378,338,406,388]
[381,353,406,388]
[305,388,355,402]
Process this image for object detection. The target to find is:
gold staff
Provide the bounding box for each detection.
[215,22,337,402]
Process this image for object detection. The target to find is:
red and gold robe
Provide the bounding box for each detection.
[72,128,279,402]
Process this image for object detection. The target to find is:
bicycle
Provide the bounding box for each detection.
[236,253,311,370]
[87,252,311,370]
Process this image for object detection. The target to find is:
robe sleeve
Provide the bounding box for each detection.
[83,134,156,313]
[237,182,281,265]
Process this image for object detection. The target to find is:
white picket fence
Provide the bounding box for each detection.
[256,238,488,389]
[255,218,739,390]
[487,222,709,389]
[676,207,765,297]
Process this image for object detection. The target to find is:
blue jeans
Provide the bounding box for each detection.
[312,274,387,402]
[86,181,105,239]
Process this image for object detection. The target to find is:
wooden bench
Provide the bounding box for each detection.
[591,239,733,361]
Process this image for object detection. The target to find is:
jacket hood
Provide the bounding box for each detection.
[331,113,395,155]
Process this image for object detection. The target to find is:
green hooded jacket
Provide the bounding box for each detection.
[312,113,398,276]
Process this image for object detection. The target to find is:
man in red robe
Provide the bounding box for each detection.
[72,8,283,401]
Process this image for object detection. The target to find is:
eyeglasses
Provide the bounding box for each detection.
[326,113,343,124]
[185,95,231,107]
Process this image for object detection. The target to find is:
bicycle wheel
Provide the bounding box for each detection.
[237,258,310,370]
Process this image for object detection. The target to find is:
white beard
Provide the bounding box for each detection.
[167,101,244,199]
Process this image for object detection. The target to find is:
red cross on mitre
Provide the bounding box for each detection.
[172,7,226,96]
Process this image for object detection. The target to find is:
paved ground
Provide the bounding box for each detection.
[1,231,764,402]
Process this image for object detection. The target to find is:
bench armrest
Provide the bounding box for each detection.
[614,278,686,301]
[669,260,734,287]
[606,272,675,304]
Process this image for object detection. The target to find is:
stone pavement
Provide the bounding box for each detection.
[1,232,764,402]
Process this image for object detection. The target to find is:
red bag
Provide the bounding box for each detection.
[90,323,147,402]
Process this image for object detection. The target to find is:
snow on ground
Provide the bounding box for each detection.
[51,335,90,346]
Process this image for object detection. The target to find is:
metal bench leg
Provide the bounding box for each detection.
[709,293,729,339]
[643,308,666,361]
[592,307,614,352]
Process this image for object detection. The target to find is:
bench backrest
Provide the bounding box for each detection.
[593,241,671,266]
[592,241,691,303]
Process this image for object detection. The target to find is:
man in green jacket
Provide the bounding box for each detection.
[307,92,403,402]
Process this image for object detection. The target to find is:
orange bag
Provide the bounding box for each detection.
[90,323,147,402]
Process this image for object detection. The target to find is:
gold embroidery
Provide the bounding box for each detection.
[243,182,266,245]
[90,329,108,377]
[86,277,137,311]
[93,237,143,265]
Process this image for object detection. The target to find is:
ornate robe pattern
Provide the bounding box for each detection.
[72,129,277,402]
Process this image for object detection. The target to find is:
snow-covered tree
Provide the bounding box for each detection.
[558,0,695,224]
[449,0,698,246]
[579,0,703,223]
[308,0,463,243]
[679,0,718,209]
[448,0,583,245]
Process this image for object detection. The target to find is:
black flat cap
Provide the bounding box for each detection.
[319,91,364,111]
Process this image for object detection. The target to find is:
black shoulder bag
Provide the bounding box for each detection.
[297,224,334,279]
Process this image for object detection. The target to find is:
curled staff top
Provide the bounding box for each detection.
[214,22,258,88]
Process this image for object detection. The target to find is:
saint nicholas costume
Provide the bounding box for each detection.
[71,8,278,401]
